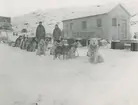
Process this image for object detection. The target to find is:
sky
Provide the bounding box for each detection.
[0,0,138,17]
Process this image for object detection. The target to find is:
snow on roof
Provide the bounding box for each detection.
[62,3,126,21]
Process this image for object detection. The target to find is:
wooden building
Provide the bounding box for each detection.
[62,3,131,42]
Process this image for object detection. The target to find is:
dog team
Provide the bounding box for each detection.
[13,21,104,64]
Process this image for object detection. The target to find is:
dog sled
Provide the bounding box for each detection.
[13,35,38,52]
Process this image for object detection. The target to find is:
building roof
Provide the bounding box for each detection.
[62,3,131,21]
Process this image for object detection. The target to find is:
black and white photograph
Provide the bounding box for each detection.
[0,0,138,104]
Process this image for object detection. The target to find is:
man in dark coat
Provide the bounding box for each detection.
[36,21,46,42]
[53,24,62,42]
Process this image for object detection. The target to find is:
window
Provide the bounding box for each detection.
[97,19,102,27]
[70,23,73,30]
[82,21,87,29]
[66,24,68,29]
[13,32,15,36]
[112,18,117,26]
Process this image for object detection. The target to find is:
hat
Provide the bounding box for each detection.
[39,21,42,24]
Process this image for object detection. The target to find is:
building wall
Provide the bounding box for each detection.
[107,5,131,41]
[63,14,109,39]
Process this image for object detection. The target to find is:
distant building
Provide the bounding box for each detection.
[0,16,13,41]
[0,16,12,31]
[62,3,131,41]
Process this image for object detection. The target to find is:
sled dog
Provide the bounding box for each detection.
[87,38,104,64]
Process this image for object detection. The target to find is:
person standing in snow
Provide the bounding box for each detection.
[52,24,62,43]
[36,21,46,42]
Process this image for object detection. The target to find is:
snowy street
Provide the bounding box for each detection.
[0,44,138,105]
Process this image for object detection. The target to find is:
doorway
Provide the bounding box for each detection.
[119,19,127,40]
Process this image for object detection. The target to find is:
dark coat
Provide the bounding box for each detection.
[36,25,46,41]
[53,28,62,41]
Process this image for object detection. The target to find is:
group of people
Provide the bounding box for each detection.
[36,21,62,44]
[11,21,104,62]
[35,21,64,56]
[12,21,79,59]
[35,21,79,58]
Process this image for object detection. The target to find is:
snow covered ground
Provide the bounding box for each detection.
[0,44,138,105]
